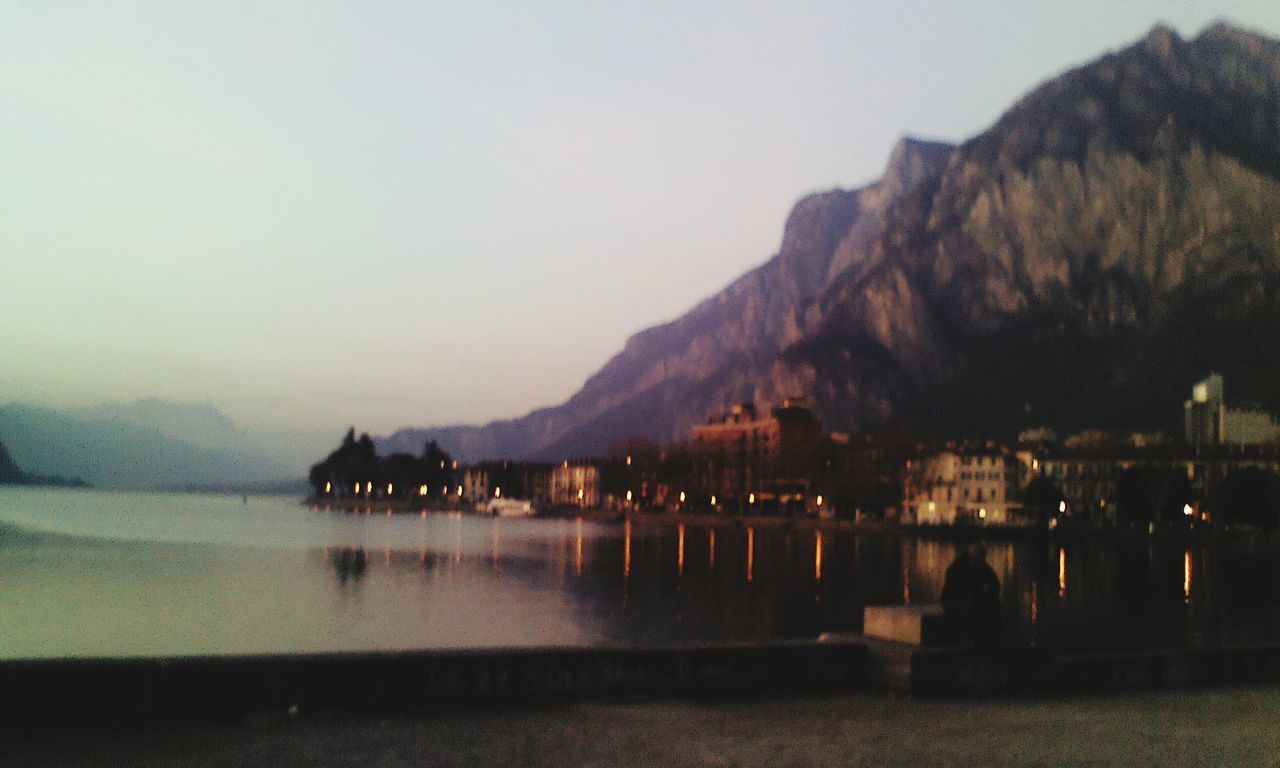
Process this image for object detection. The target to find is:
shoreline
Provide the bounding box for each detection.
[301,496,1267,542]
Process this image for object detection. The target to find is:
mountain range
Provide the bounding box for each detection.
[0,400,324,491]
[381,22,1280,464]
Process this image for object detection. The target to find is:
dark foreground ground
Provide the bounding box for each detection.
[13,685,1280,768]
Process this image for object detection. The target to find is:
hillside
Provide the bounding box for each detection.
[0,402,299,490]
[384,22,1280,461]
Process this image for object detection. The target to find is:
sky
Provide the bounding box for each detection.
[3,1,1279,436]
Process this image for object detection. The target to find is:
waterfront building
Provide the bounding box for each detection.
[551,461,600,507]
[690,399,823,509]
[463,462,554,505]
[902,448,1031,525]
[1185,373,1280,447]
[462,465,492,505]
[1028,445,1280,524]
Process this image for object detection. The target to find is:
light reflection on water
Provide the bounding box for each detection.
[1,487,1279,660]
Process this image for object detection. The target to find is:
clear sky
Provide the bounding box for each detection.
[3,1,1279,435]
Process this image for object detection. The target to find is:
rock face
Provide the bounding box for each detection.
[385,23,1280,462]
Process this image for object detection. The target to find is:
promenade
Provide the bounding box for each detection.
[13,685,1279,767]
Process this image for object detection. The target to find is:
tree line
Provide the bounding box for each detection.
[308,428,455,500]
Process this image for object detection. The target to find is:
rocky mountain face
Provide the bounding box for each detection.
[386,22,1280,462]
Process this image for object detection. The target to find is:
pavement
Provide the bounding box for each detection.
[12,685,1280,767]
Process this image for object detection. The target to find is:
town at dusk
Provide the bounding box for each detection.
[4,2,1280,765]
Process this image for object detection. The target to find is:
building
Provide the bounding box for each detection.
[1185,373,1227,447]
[1025,445,1280,524]
[691,399,823,507]
[551,461,600,507]
[1185,373,1280,447]
[462,462,553,506]
[903,448,1031,525]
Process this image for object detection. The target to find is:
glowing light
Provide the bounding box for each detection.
[324,481,331,494]
[1184,550,1192,604]
[418,484,428,496]
[495,486,501,498]
[814,530,823,583]
[578,488,584,501]
[677,523,685,576]
[816,495,823,507]
[456,485,463,496]
[387,483,393,495]
[626,455,632,466]
[928,501,936,512]
[710,495,717,506]
[1058,547,1066,597]
[679,491,686,503]
[1030,580,1039,627]
[1058,500,1067,514]
[624,519,632,579]
[902,555,911,605]
[626,490,633,502]
[575,518,583,575]
[749,493,756,505]
[366,481,372,494]
[978,508,987,520]
[746,526,755,583]
[1183,503,1194,517]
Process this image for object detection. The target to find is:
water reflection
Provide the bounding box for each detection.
[1184,549,1193,606]
[330,547,368,584]
[814,530,823,584]
[12,484,1279,657]
[677,523,685,577]
[1058,547,1066,598]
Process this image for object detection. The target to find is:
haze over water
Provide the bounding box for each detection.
[4,487,1279,660]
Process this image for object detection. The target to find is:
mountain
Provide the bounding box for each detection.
[66,398,241,447]
[0,401,303,490]
[0,438,25,483]
[381,137,955,460]
[385,22,1280,461]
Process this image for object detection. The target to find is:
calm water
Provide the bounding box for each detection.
[2,487,1279,660]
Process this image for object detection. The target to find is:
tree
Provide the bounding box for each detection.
[1116,466,1194,528]
[1021,476,1064,524]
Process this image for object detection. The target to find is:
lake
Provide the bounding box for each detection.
[2,486,1278,660]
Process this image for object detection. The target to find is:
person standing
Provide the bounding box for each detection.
[942,544,1001,645]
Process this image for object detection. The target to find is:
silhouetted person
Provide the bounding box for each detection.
[942,544,1002,645]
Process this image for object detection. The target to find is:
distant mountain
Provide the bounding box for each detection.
[0,438,25,483]
[385,22,1280,461]
[66,398,240,446]
[0,401,302,490]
